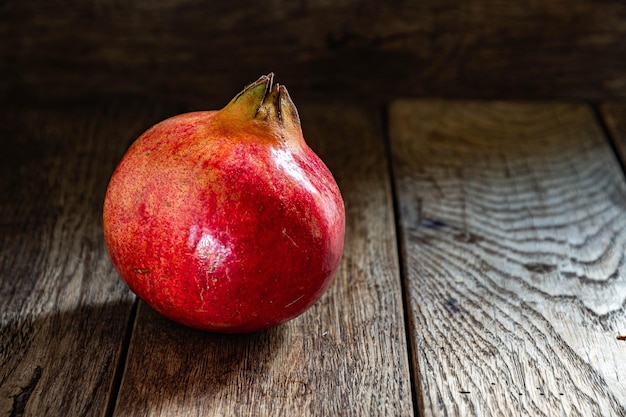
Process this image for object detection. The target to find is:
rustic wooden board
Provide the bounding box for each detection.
[3,1,626,104]
[389,101,626,416]
[0,103,173,416]
[112,104,413,416]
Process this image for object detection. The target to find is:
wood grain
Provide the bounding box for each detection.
[0,103,175,416]
[111,103,413,416]
[389,101,626,416]
[3,0,626,104]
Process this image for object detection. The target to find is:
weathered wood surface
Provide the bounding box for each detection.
[0,103,173,416]
[3,1,626,104]
[390,101,626,416]
[111,104,413,416]
[5,98,626,417]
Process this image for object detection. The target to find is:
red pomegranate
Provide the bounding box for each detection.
[103,74,345,333]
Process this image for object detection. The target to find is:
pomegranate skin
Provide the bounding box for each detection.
[103,75,345,333]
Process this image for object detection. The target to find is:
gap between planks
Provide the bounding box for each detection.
[381,102,424,417]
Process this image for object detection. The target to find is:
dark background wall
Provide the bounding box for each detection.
[3,0,626,106]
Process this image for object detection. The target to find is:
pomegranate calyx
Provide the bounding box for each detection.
[219,74,303,142]
[227,73,274,119]
[256,81,301,131]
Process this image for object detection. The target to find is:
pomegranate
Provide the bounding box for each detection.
[103,74,345,333]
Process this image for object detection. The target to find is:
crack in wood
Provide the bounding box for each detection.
[10,366,42,417]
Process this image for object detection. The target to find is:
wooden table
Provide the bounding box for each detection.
[1,99,625,416]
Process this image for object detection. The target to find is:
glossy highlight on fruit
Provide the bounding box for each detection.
[103,74,345,333]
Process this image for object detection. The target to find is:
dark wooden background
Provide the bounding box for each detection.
[3,0,626,106]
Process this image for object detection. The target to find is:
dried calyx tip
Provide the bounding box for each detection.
[255,74,300,128]
[224,73,301,131]
[262,72,274,101]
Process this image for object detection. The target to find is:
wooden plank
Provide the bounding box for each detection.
[3,1,626,104]
[112,104,413,416]
[0,103,173,416]
[390,100,626,416]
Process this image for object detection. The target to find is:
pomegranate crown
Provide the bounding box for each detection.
[221,73,302,136]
